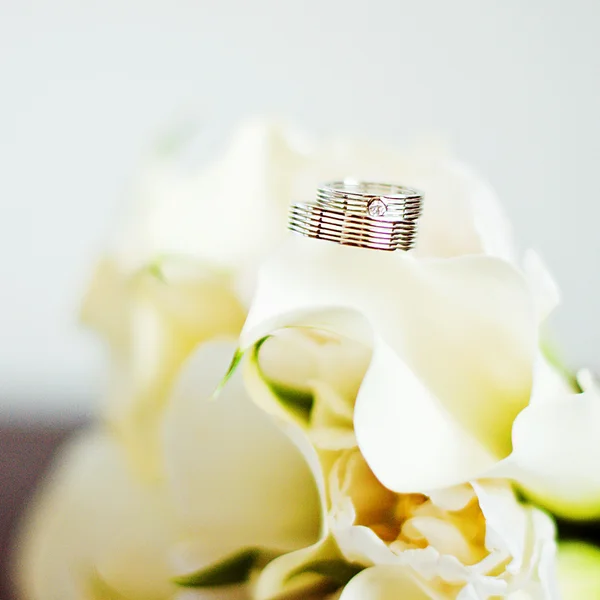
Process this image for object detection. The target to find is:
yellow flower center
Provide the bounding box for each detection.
[332,450,489,567]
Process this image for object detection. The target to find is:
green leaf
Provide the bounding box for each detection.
[252,336,314,423]
[213,347,245,398]
[147,259,167,283]
[287,558,364,587]
[173,547,278,588]
[267,380,314,420]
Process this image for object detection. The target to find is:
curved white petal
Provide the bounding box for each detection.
[355,339,495,491]
[338,566,432,600]
[410,154,515,261]
[530,351,575,407]
[241,235,536,490]
[162,340,322,555]
[492,371,600,519]
[473,480,558,599]
[471,481,529,572]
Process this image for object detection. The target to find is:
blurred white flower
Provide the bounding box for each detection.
[81,257,246,477]
[17,342,321,600]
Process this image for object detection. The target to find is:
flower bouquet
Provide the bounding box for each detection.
[16,119,600,600]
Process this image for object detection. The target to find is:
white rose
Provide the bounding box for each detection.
[257,450,558,598]
[233,328,558,599]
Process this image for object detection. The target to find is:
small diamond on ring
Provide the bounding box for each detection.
[367,198,387,217]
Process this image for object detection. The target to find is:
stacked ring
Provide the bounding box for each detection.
[288,180,424,251]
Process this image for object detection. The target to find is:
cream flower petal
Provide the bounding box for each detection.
[338,566,432,600]
[162,340,321,556]
[16,431,179,600]
[492,371,600,519]
[409,154,515,261]
[356,339,496,491]
[241,235,536,491]
[472,480,558,599]
[114,119,309,277]
[471,481,529,574]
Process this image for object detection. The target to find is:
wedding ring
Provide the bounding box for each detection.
[288,180,423,251]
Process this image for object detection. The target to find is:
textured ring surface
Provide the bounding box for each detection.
[288,180,423,251]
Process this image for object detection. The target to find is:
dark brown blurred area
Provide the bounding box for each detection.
[0,422,82,600]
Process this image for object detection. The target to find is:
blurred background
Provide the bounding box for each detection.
[1,0,599,419]
[0,0,598,596]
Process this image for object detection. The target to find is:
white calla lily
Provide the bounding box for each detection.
[240,235,535,491]
[237,234,600,518]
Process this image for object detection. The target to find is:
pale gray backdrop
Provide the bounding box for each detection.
[0,0,598,416]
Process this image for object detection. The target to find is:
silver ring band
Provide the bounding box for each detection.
[316,181,423,220]
[288,180,423,251]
